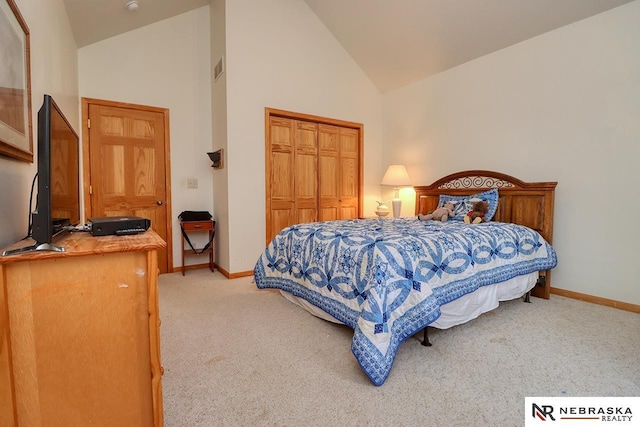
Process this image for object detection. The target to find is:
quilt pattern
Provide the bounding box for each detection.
[254,218,557,385]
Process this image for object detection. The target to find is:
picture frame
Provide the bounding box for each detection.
[0,0,33,162]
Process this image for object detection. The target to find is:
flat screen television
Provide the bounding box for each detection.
[28,94,80,252]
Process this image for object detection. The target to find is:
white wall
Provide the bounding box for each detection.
[78,6,213,269]
[210,0,230,272]
[383,2,640,304]
[223,0,384,273]
[0,0,78,248]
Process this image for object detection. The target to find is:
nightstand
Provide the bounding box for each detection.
[180,219,215,276]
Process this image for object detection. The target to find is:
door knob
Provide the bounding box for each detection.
[157,200,163,205]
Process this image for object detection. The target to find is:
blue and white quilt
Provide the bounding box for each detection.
[253,218,557,386]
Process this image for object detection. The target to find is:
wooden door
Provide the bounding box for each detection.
[82,99,172,273]
[337,127,360,219]
[318,125,360,221]
[294,121,318,224]
[265,118,318,243]
[266,117,295,243]
[318,124,339,221]
[265,108,363,245]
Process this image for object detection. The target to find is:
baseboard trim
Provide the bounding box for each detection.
[227,270,254,279]
[550,287,640,314]
[171,263,214,274]
[206,264,253,279]
[169,263,253,279]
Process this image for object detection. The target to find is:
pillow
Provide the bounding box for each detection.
[437,189,499,222]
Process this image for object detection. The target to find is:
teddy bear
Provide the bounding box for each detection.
[464,200,489,224]
[418,201,455,222]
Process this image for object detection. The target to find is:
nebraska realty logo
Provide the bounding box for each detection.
[525,397,639,426]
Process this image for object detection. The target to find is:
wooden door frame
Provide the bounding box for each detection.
[81,97,173,272]
[264,107,364,244]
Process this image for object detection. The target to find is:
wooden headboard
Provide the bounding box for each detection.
[414,170,557,299]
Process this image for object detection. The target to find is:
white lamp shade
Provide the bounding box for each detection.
[381,165,412,186]
[381,165,411,218]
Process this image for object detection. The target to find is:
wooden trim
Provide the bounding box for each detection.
[81,97,169,114]
[266,107,364,129]
[551,287,640,314]
[358,124,364,217]
[211,264,251,279]
[81,97,173,273]
[264,108,272,245]
[0,0,33,163]
[162,108,173,272]
[171,263,253,279]
[171,263,212,274]
[81,99,91,221]
[228,270,254,279]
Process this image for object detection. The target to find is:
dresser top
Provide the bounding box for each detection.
[0,230,166,264]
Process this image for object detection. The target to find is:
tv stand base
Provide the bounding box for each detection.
[2,242,65,257]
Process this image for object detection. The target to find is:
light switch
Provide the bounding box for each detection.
[186,178,198,189]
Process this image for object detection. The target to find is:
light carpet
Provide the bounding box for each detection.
[158,269,640,426]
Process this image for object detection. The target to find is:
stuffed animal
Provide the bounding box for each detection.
[464,200,489,224]
[418,202,455,222]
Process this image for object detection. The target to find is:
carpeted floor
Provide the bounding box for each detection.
[158,269,640,426]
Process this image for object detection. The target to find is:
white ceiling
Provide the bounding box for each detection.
[63,0,210,48]
[63,0,634,92]
[304,0,634,92]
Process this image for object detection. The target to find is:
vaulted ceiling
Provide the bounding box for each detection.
[63,0,635,93]
[62,0,210,48]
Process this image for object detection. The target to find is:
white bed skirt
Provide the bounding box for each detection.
[279,272,538,330]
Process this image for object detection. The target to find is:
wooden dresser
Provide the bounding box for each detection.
[0,230,166,426]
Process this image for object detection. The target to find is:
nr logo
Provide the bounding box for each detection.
[533,403,556,421]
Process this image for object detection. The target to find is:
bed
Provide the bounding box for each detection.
[254,170,558,385]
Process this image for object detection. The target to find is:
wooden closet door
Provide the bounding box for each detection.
[266,118,318,242]
[265,108,363,244]
[338,127,360,219]
[318,125,339,221]
[318,125,359,221]
[294,121,318,224]
[266,117,295,242]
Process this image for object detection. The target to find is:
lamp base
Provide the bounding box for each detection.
[391,198,401,218]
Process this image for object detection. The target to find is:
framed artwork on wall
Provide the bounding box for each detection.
[0,0,33,163]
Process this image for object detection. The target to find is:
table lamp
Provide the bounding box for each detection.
[381,164,412,217]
